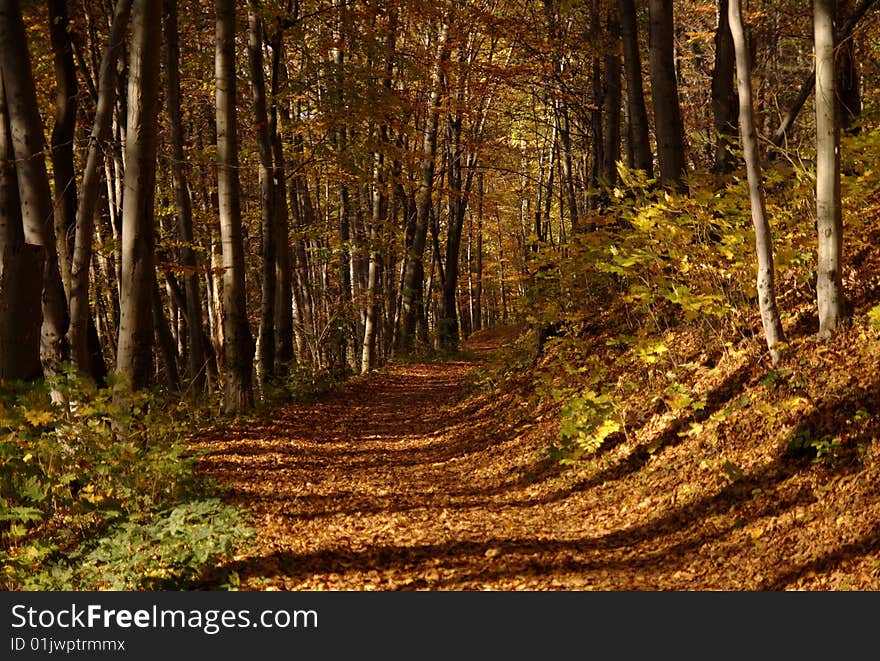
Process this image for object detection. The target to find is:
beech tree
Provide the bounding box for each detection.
[116,0,163,391]
[162,0,209,392]
[619,0,653,175]
[712,0,738,174]
[648,0,688,188]
[248,0,277,383]
[47,0,78,293]
[0,0,69,377]
[814,0,845,334]
[68,0,132,378]
[729,0,786,363]
[399,22,450,353]
[0,70,41,382]
[216,0,255,411]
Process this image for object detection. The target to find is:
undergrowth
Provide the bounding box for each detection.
[0,370,254,590]
[481,129,880,466]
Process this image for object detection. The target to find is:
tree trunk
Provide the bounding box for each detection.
[0,71,42,382]
[361,13,396,372]
[648,0,688,189]
[438,117,467,352]
[473,171,483,332]
[162,0,207,392]
[602,8,622,190]
[814,0,845,334]
[47,0,78,294]
[361,148,383,372]
[618,0,653,175]
[216,0,255,411]
[116,0,163,391]
[68,0,131,378]
[0,0,69,377]
[268,28,294,367]
[712,0,739,174]
[399,23,449,353]
[248,1,277,384]
[729,0,786,364]
[152,273,180,391]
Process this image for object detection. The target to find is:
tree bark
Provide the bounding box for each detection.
[399,23,449,353]
[729,0,786,364]
[116,0,163,391]
[68,0,131,378]
[814,0,845,334]
[361,12,396,372]
[152,273,180,391]
[268,27,294,367]
[162,0,207,391]
[712,0,739,174]
[618,0,653,175]
[47,0,78,294]
[473,171,483,332]
[438,116,468,352]
[648,0,688,189]
[248,1,277,384]
[0,0,69,377]
[602,8,622,190]
[0,70,42,382]
[216,0,255,411]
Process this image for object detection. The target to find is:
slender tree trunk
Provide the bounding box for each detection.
[729,0,785,364]
[559,103,580,227]
[68,0,131,378]
[361,149,383,372]
[116,0,162,391]
[399,23,449,353]
[152,273,180,390]
[47,0,78,295]
[438,118,466,351]
[268,28,294,366]
[0,0,69,377]
[248,1,277,384]
[162,0,207,391]
[814,0,845,334]
[602,8,622,190]
[473,172,483,332]
[216,0,255,411]
[618,0,653,175]
[648,0,688,189]
[361,13,396,372]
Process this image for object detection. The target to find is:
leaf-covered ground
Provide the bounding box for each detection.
[194,318,880,590]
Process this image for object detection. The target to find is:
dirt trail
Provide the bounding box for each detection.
[196,325,578,590]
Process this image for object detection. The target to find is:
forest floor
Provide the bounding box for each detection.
[195,320,880,591]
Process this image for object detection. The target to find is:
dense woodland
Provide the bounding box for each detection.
[2,0,880,590]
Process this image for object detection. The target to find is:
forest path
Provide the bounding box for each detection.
[194,325,600,590]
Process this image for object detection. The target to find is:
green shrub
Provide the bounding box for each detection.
[0,370,254,591]
[29,500,253,590]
